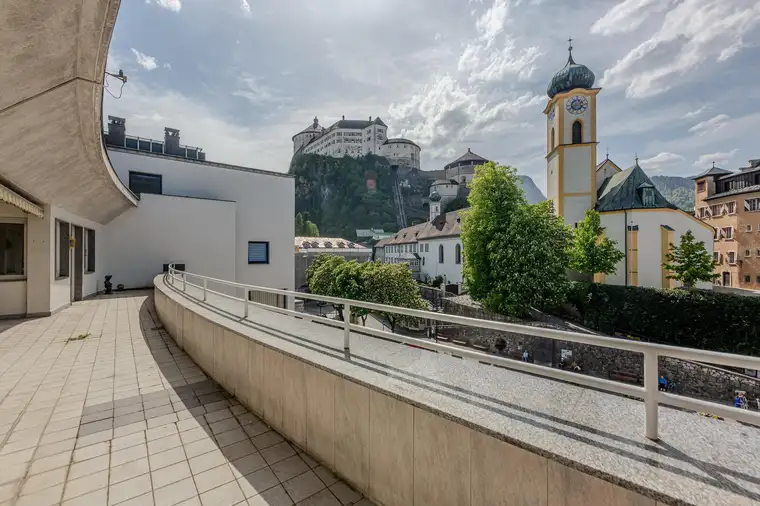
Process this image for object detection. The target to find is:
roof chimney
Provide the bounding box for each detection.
[164,127,180,155]
[342,115,345,120]
[369,116,372,121]
[106,116,126,147]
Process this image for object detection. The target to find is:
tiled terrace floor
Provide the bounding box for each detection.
[0,292,374,506]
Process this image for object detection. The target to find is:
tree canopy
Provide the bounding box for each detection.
[663,230,718,288]
[569,209,625,277]
[306,255,426,331]
[295,212,320,237]
[461,162,573,317]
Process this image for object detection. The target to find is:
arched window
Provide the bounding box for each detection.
[455,244,462,264]
[551,128,555,148]
[572,121,583,144]
[438,244,444,264]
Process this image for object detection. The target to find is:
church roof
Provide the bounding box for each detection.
[417,209,466,240]
[444,148,489,170]
[292,117,325,140]
[373,117,387,127]
[383,138,420,148]
[547,42,595,99]
[596,161,676,212]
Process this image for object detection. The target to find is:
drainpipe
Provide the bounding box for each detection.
[624,210,629,286]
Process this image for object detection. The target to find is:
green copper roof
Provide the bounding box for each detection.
[596,162,676,212]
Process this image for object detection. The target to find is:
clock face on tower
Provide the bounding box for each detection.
[566,95,588,115]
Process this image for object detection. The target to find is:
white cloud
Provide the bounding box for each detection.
[232,74,288,105]
[590,0,670,36]
[150,0,181,12]
[240,0,252,17]
[638,152,684,172]
[130,49,158,70]
[163,63,172,70]
[598,0,760,98]
[682,105,707,119]
[692,149,738,167]
[688,114,729,136]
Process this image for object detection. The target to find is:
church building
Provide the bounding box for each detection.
[544,41,714,289]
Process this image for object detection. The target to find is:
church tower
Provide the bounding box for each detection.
[544,39,600,227]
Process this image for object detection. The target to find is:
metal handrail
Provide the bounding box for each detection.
[165,265,760,440]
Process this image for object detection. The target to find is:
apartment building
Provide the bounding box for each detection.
[693,160,760,288]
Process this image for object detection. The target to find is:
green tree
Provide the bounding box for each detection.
[333,261,371,324]
[363,263,427,333]
[570,209,625,277]
[295,213,305,235]
[461,162,573,317]
[663,230,718,288]
[307,255,348,319]
[303,220,320,237]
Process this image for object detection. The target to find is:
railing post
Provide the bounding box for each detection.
[202,279,207,301]
[244,289,249,318]
[343,303,351,351]
[644,350,659,441]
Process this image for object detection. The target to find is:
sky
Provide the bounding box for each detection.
[105,0,760,193]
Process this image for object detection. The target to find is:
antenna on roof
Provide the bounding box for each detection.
[605,145,609,160]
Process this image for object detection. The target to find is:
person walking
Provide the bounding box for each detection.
[522,349,529,362]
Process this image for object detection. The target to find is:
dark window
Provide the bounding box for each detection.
[572,121,582,144]
[745,275,751,283]
[757,275,760,284]
[642,188,655,207]
[86,228,96,272]
[551,128,555,147]
[697,181,706,193]
[248,242,270,264]
[438,244,444,263]
[455,244,462,264]
[57,220,70,278]
[129,171,162,195]
[0,223,24,276]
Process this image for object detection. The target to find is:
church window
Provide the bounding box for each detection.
[551,128,555,148]
[439,244,444,263]
[642,187,655,207]
[572,121,582,144]
[455,244,461,265]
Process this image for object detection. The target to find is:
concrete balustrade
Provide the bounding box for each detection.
[154,278,675,506]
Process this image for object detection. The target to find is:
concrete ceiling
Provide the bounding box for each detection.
[0,0,137,223]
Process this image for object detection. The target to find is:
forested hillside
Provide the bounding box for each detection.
[651,176,695,212]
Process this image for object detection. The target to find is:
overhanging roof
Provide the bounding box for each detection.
[0,0,138,224]
[0,182,44,218]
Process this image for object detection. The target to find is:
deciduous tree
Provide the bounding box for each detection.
[570,209,624,277]
[363,263,427,332]
[461,162,573,317]
[663,230,717,288]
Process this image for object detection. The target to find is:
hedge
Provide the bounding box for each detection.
[564,282,760,356]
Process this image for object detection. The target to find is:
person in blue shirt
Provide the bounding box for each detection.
[658,375,668,391]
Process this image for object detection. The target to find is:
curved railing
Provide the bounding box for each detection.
[165,264,760,440]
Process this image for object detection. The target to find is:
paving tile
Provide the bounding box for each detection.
[149,445,187,471]
[237,467,279,498]
[299,453,319,470]
[294,488,342,506]
[261,442,297,466]
[20,466,68,495]
[198,480,244,506]
[154,477,198,506]
[220,439,256,462]
[147,413,178,429]
[215,427,248,448]
[328,482,362,505]
[282,470,325,503]
[313,466,338,488]
[114,420,148,438]
[112,431,147,452]
[189,450,227,475]
[110,456,150,485]
[62,469,108,501]
[69,453,109,480]
[27,450,72,475]
[148,434,182,455]
[113,491,155,506]
[251,430,284,450]
[247,485,294,506]
[114,411,146,428]
[75,429,113,448]
[151,460,192,489]
[61,487,108,506]
[179,427,210,446]
[209,417,240,436]
[111,442,148,467]
[184,438,218,459]
[194,463,236,494]
[108,469,153,505]
[271,454,310,483]
[146,424,178,442]
[114,404,144,417]
[72,441,109,463]
[204,408,233,425]
[16,481,64,506]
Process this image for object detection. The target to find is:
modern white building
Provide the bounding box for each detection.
[544,43,714,289]
[292,116,421,169]
[104,118,295,296]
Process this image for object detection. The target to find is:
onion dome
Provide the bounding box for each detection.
[547,39,595,99]
[429,190,442,202]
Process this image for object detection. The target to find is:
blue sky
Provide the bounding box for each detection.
[105,0,760,192]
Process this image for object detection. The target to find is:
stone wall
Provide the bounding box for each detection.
[427,293,760,406]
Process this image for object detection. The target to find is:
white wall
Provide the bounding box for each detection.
[419,236,463,285]
[108,149,295,291]
[104,194,236,289]
[601,209,715,289]
[562,147,593,194]
[49,206,106,313]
